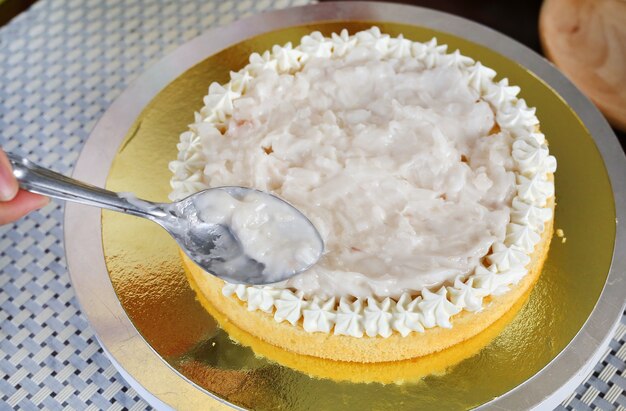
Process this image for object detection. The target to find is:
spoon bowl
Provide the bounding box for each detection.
[164,187,324,284]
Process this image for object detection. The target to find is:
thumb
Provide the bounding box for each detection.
[0,190,50,225]
[0,151,19,202]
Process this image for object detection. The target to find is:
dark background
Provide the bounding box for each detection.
[325,0,547,52]
[2,0,625,146]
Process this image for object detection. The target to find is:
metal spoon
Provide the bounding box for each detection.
[8,152,324,285]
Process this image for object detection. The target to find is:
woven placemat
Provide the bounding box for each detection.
[0,0,624,409]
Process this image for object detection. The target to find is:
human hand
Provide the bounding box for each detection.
[0,150,49,225]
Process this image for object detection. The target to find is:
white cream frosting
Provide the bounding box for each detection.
[447,277,487,312]
[496,99,539,137]
[364,297,394,338]
[246,287,279,313]
[302,297,336,333]
[171,28,556,338]
[473,265,509,296]
[511,197,553,231]
[484,78,520,108]
[418,288,462,329]
[516,174,554,206]
[487,242,531,272]
[465,62,497,93]
[274,290,308,326]
[222,282,248,301]
[505,223,541,252]
[512,137,557,177]
[334,297,365,338]
[392,293,425,336]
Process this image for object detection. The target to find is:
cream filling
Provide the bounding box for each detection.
[169,27,556,338]
[192,189,321,282]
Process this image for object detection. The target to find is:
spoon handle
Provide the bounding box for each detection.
[7,152,165,220]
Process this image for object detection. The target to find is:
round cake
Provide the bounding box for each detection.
[169,27,557,363]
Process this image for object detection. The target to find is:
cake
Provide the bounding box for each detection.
[169,27,557,364]
[182,253,539,384]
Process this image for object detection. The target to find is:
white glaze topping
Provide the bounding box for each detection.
[186,32,516,299]
[170,28,556,338]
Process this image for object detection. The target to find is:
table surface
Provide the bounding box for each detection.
[0,1,624,410]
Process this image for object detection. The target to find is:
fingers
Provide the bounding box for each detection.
[0,189,50,225]
[0,151,19,201]
[0,150,51,225]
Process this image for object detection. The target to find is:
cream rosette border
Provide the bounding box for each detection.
[168,27,556,339]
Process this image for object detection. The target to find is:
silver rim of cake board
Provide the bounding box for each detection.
[63,2,626,410]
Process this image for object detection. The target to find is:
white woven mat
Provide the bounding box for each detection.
[0,0,623,409]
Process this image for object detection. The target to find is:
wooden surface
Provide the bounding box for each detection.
[540,0,626,131]
[0,0,36,26]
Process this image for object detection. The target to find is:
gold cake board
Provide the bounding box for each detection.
[182,251,542,385]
